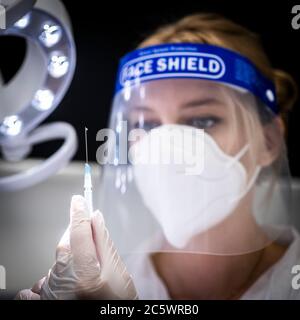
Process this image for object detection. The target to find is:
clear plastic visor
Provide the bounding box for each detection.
[97,78,293,256]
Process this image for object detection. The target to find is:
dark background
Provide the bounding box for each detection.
[1,0,300,177]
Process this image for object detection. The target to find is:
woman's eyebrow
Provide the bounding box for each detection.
[127,105,155,113]
[182,98,221,109]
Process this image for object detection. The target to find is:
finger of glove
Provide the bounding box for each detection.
[70,195,99,280]
[91,211,138,299]
[15,289,40,300]
[90,210,106,265]
[91,210,127,275]
[31,277,46,295]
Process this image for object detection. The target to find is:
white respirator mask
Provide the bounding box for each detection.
[130,124,261,248]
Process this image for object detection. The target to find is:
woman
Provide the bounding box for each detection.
[18,13,300,300]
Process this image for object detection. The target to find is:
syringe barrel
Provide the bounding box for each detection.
[84,164,93,215]
[84,189,93,215]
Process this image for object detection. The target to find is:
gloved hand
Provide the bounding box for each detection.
[15,277,45,300]
[16,195,138,300]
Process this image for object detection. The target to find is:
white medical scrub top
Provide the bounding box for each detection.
[126,226,300,299]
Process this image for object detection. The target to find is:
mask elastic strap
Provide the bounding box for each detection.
[225,144,250,169]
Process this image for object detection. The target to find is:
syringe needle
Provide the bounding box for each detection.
[85,127,89,164]
[84,127,93,215]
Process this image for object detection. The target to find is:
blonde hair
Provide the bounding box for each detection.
[138,13,298,127]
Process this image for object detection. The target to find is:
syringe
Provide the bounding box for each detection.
[84,127,93,215]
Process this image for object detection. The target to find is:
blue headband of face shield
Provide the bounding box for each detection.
[115,43,277,114]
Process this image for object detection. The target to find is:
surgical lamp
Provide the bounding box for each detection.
[0,0,77,191]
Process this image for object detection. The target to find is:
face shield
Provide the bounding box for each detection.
[97,43,294,257]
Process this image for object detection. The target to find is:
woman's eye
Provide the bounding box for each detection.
[184,117,221,129]
[131,120,161,131]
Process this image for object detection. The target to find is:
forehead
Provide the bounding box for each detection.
[127,79,227,102]
[119,79,239,120]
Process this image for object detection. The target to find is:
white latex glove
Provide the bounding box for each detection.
[15,278,45,300]
[16,195,138,300]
